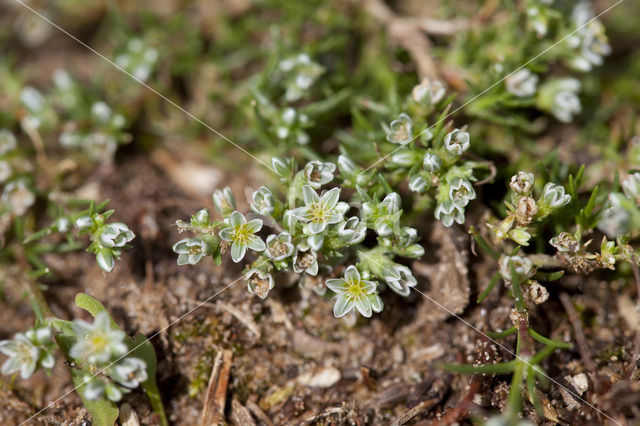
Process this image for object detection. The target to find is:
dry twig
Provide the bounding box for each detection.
[200,349,233,426]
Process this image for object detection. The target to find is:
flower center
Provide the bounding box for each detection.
[297,253,314,269]
[232,225,250,244]
[309,202,329,223]
[346,279,365,297]
[269,241,289,258]
[89,333,108,353]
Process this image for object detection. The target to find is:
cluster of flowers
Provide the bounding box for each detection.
[489,171,571,246]
[17,70,129,164]
[507,1,609,123]
[525,0,611,73]
[277,53,325,103]
[75,211,136,272]
[0,326,56,379]
[598,172,640,238]
[0,313,147,402]
[251,53,325,148]
[68,312,148,401]
[505,69,582,123]
[115,38,159,82]
[373,78,483,227]
[173,157,424,318]
[0,129,35,229]
[498,254,549,305]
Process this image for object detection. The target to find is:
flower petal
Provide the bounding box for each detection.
[326,278,347,292]
[333,294,353,317]
[344,265,360,283]
[354,294,372,317]
[368,294,384,313]
[302,185,319,206]
[245,218,263,233]
[230,241,247,263]
[321,187,340,209]
[247,235,266,252]
[229,211,245,228]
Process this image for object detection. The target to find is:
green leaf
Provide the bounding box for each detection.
[132,335,168,426]
[74,294,168,425]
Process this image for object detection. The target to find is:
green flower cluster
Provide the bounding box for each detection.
[489,171,571,246]
[75,210,135,272]
[173,157,425,317]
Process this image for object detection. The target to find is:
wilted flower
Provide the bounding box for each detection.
[0,327,55,379]
[251,186,276,216]
[384,113,413,145]
[510,171,535,195]
[411,78,446,104]
[99,223,135,248]
[549,232,580,254]
[449,178,476,208]
[515,196,538,225]
[219,211,265,262]
[70,312,127,364]
[303,160,335,188]
[325,265,383,317]
[265,232,294,261]
[173,237,208,265]
[528,281,549,305]
[293,186,348,234]
[505,69,538,97]
[245,268,275,299]
[213,187,236,216]
[444,128,470,156]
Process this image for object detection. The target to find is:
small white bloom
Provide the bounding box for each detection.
[1,180,35,216]
[110,357,148,388]
[303,161,335,188]
[245,268,275,299]
[326,265,382,317]
[173,238,208,265]
[219,211,265,262]
[251,186,276,216]
[505,69,538,97]
[0,129,17,155]
[384,113,413,145]
[292,186,348,234]
[540,183,571,209]
[385,264,417,297]
[449,178,476,208]
[411,78,446,104]
[409,175,428,193]
[443,128,470,156]
[99,223,135,248]
[69,312,127,364]
[423,153,442,172]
